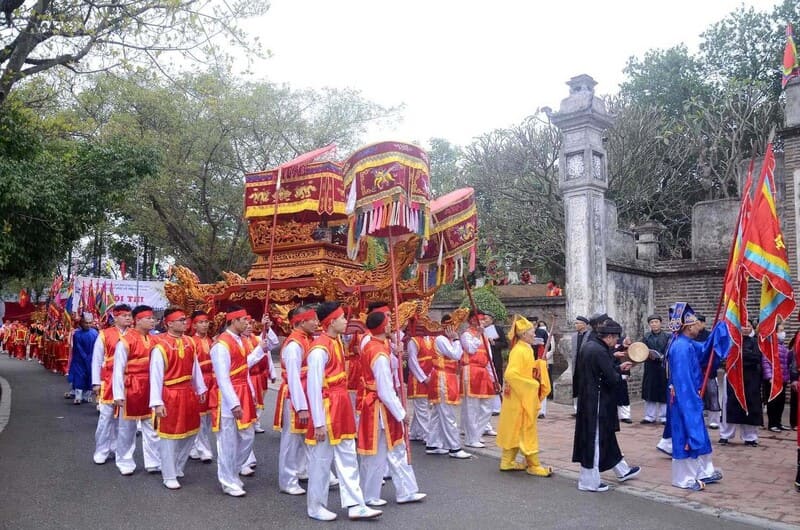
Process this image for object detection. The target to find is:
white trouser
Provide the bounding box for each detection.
[278,399,309,491]
[573,397,578,412]
[490,394,502,413]
[617,405,631,420]
[215,418,255,491]
[578,407,630,490]
[94,403,118,462]
[643,401,667,422]
[657,437,673,455]
[463,396,492,446]
[116,417,160,473]
[191,414,213,460]
[719,422,758,441]
[307,438,365,518]
[408,398,430,442]
[672,453,715,488]
[540,396,548,416]
[707,411,721,425]
[360,429,419,502]
[254,406,264,430]
[159,436,195,481]
[428,401,461,450]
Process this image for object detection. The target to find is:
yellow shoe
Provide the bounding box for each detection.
[526,465,553,477]
[501,461,526,471]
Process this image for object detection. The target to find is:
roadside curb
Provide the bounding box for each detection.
[0,375,11,435]
[465,445,794,530]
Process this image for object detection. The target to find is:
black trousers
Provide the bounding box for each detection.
[763,381,787,428]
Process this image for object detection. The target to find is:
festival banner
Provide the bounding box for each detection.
[71,276,169,315]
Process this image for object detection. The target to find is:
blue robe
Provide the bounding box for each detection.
[68,327,98,391]
[667,325,729,460]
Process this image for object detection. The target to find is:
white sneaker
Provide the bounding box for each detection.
[397,492,427,504]
[240,466,255,477]
[484,429,498,436]
[309,508,337,521]
[254,426,266,434]
[348,505,382,520]
[163,479,181,490]
[145,467,161,474]
[366,498,388,507]
[425,447,448,455]
[329,476,339,487]
[449,449,472,459]
[281,486,306,495]
[618,466,641,483]
[223,485,246,497]
[119,468,135,476]
[189,450,200,460]
[465,442,486,448]
[93,454,107,465]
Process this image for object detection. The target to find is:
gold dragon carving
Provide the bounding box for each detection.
[249,220,317,248]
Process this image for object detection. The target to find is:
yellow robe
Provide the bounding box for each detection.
[496,341,550,456]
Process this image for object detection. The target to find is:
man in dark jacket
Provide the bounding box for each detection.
[641,315,669,424]
[572,319,641,492]
[720,319,763,446]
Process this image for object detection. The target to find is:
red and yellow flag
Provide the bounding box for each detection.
[783,23,800,88]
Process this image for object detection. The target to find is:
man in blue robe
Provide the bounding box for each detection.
[68,314,98,404]
[666,302,729,491]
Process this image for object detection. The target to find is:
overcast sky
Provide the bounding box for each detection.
[248,0,774,148]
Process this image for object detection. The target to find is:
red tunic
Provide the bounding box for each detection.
[11,326,27,359]
[305,334,356,445]
[212,332,257,432]
[192,335,214,415]
[463,328,496,398]
[357,337,405,455]
[98,327,126,405]
[430,340,461,405]
[408,336,435,398]
[120,330,154,420]
[346,332,363,395]
[152,334,201,439]
[245,335,268,410]
[273,329,311,433]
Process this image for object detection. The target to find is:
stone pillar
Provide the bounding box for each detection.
[551,74,614,319]
[549,74,614,404]
[635,220,665,262]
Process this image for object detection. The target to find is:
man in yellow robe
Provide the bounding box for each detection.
[496,315,552,476]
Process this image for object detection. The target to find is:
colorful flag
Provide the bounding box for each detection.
[18,288,29,308]
[721,159,754,412]
[86,280,96,315]
[741,145,796,400]
[783,24,800,88]
[96,282,106,315]
[64,278,74,314]
[105,283,116,315]
[77,281,86,316]
[120,260,127,279]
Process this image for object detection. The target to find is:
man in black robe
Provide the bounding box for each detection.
[719,319,763,446]
[572,319,641,492]
[641,315,669,424]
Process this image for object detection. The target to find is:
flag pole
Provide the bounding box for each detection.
[699,158,754,398]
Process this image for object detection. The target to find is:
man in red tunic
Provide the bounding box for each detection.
[113,305,161,475]
[91,304,132,465]
[150,307,208,489]
[459,310,499,449]
[189,310,214,463]
[305,301,381,521]
[209,305,277,497]
[274,305,316,495]
[358,311,426,506]
[407,332,435,444]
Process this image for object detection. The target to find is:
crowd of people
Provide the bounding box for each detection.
[4,295,798,513]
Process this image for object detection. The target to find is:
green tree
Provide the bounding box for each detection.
[0,0,269,105]
[0,96,159,285]
[428,137,464,197]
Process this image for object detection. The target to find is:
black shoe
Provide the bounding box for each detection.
[744,440,759,447]
[639,419,654,425]
[620,418,633,424]
[718,438,729,445]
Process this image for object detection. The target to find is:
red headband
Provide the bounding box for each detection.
[192,315,209,323]
[226,309,248,321]
[372,305,391,315]
[134,310,154,321]
[113,308,131,316]
[291,308,317,326]
[320,307,344,329]
[164,311,186,323]
[367,314,388,335]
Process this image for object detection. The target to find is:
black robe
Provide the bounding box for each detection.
[642,330,670,402]
[572,335,624,471]
[725,335,763,425]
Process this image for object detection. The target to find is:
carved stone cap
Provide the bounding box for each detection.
[551,74,612,129]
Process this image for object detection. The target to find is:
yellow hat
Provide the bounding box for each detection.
[507,314,534,345]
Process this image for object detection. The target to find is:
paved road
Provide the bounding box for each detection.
[0,356,757,529]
